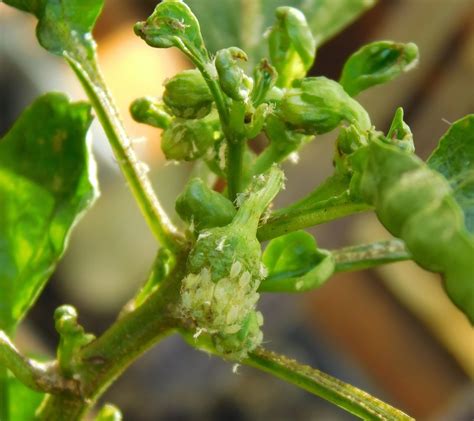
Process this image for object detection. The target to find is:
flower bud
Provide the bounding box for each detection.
[130,96,172,129]
[267,6,316,87]
[163,69,213,119]
[279,77,371,134]
[215,47,253,101]
[175,177,236,231]
[161,112,220,161]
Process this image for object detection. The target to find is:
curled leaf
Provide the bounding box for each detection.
[340,40,419,96]
[260,231,334,292]
[134,0,208,62]
[267,6,316,87]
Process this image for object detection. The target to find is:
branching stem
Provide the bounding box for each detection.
[0,332,78,396]
[258,199,372,241]
[36,250,189,420]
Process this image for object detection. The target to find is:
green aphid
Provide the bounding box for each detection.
[180,166,284,359]
[163,69,213,119]
[279,77,371,135]
[213,311,264,361]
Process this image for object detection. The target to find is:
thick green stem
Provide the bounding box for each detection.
[64,52,184,254]
[36,251,188,420]
[0,366,8,421]
[333,239,411,272]
[246,348,413,421]
[226,139,245,202]
[257,199,372,241]
[192,57,245,202]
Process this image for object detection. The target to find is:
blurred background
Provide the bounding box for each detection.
[1,0,474,419]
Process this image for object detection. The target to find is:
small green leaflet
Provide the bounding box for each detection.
[3,0,104,57]
[0,93,98,332]
[185,0,376,66]
[427,115,474,234]
[260,231,334,292]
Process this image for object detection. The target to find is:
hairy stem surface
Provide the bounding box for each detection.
[258,200,372,241]
[246,348,414,421]
[333,239,411,272]
[65,52,184,253]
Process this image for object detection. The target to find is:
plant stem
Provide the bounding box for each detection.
[257,199,372,241]
[0,366,8,421]
[246,348,414,421]
[36,250,188,420]
[179,331,412,420]
[0,332,77,396]
[333,239,411,272]
[64,52,184,254]
[226,139,245,201]
[192,60,244,202]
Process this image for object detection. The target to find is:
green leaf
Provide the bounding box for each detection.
[185,0,376,66]
[340,41,419,96]
[8,372,45,420]
[260,231,334,292]
[427,115,474,234]
[4,0,104,57]
[0,93,98,331]
[352,134,474,323]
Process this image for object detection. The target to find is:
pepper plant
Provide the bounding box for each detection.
[1,0,473,420]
